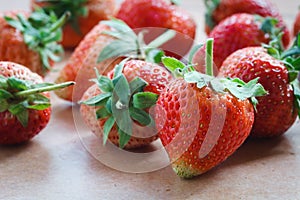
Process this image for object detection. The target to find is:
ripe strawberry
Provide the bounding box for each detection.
[80,59,173,149]
[219,34,300,137]
[31,0,116,48]
[55,19,176,102]
[0,9,67,77]
[0,61,74,145]
[155,39,267,178]
[116,0,196,58]
[294,10,300,36]
[193,14,285,71]
[204,0,290,47]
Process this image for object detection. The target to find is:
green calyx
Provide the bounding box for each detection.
[80,61,158,149]
[204,0,220,30]
[97,18,176,64]
[171,0,181,5]
[4,9,69,74]
[35,0,88,34]
[162,38,267,108]
[0,75,74,127]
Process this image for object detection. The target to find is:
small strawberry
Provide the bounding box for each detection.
[204,0,290,47]
[80,59,173,149]
[55,19,176,102]
[294,9,300,36]
[193,14,286,71]
[116,0,196,58]
[156,39,267,178]
[31,0,116,48]
[219,33,300,137]
[0,61,74,145]
[0,9,68,76]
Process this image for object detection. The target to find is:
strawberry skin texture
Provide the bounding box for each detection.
[117,0,196,58]
[206,0,290,47]
[156,79,254,178]
[193,13,270,71]
[0,11,49,77]
[32,0,116,48]
[81,60,173,149]
[219,47,297,137]
[55,23,120,102]
[293,11,300,36]
[0,62,51,145]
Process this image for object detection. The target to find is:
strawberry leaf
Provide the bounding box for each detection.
[81,92,112,106]
[103,116,115,145]
[133,92,158,109]
[8,102,29,127]
[129,77,148,94]
[291,79,300,118]
[0,100,9,112]
[114,75,131,105]
[0,89,13,99]
[96,107,111,119]
[7,77,30,91]
[5,9,67,74]
[129,107,152,126]
[118,128,132,149]
[162,57,186,72]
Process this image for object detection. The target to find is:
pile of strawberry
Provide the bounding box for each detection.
[1,0,300,179]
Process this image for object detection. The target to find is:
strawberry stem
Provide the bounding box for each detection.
[14,81,75,97]
[50,11,70,32]
[146,29,176,49]
[205,38,214,76]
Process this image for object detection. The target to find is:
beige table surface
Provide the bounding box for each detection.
[1,0,300,200]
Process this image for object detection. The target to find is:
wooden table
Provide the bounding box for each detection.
[0,0,300,199]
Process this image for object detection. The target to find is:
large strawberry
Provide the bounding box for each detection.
[0,61,74,145]
[193,13,286,72]
[155,39,267,178]
[219,33,300,137]
[55,19,176,102]
[31,0,116,48]
[294,9,300,36]
[0,9,67,77]
[116,0,196,58]
[80,59,173,149]
[204,0,290,47]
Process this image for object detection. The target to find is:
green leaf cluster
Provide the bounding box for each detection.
[35,0,88,34]
[97,19,176,64]
[4,8,67,74]
[81,63,158,148]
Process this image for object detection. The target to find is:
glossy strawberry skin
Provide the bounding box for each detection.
[193,14,271,71]
[219,47,297,137]
[0,11,50,77]
[55,23,120,102]
[155,78,254,177]
[205,0,290,47]
[117,0,196,58]
[81,60,173,149]
[294,11,300,36]
[0,62,51,145]
[31,0,116,48]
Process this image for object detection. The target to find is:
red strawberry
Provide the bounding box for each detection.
[193,13,285,71]
[204,0,290,47]
[116,0,196,58]
[31,0,116,49]
[155,39,267,178]
[55,19,176,102]
[0,9,67,77]
[294,10,300,36]
[80,59,173,149]
[0,61,74,145]
[219,37,300,137]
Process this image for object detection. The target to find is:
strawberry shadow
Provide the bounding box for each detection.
[0,140,51,192]
[222,135,293,168]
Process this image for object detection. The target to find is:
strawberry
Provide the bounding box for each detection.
[0,61,74,145]
[31,0,116,48]
[192,14,285,71]
[55,19,176,102]
[155,39,267,178]
[219,34,300,137]
[80,59,173,149]
[204,0,290,47]
[0,9,67,77]
[116,0,196,58]
[294,9,300,36]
